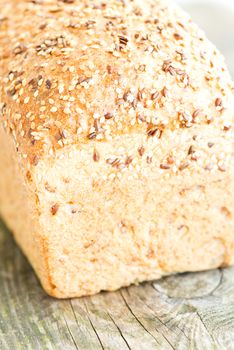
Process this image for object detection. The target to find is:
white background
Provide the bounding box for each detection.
[171,0,234,76]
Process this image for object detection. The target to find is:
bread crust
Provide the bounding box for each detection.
[0,0,233,168]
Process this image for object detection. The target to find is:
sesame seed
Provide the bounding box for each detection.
[192,109,201,119]
[161,87,168,97]
[223,123,232,131]
[88,132,96,140]
[138,146,145,156]
[58,86,64,94]
[19,88,24,96]
[215,98,223,109]
[93,149,100,162]
[188,145,195,155]
[179,162,190,171]
[147,127,163,138]
[151,91,160,100]
[64,107,71,114]
[104,112,114,120]
[125,156,133,166]
[38,79,43,86]
[51,204,59,215]
[208,142,214,148]
[147,156,152,164]
[46,79,52,89]
[50,106,58,113]
[174,33,183,40]
[107,65,113,74]
[160,164,171,170]
[218,163,226,172]
[32,155,39,166]
[69,66,75,73]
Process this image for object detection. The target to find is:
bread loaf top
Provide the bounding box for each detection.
[0,0,233,168]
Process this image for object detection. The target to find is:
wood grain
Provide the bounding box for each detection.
[1,219,234,350]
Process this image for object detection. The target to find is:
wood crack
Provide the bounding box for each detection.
[120,290,160,346]
[83,300,105,350]
[210,269,224,296]
[196,311,216,345]
[69,300,79,327]
[141,298,190,342]
[63,315,80,350]
[107,312,131,350]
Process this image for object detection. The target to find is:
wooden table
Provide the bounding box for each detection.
[1,219,234,349]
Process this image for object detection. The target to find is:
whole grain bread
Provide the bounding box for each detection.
[0,0,233,298]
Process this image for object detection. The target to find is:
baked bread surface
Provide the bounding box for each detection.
[0,0,234,298]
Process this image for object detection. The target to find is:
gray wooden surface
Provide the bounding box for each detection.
[1,220,234,350]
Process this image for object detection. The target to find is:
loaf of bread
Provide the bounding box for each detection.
[0,0,233,298]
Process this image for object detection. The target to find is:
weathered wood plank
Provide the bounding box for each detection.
[1,219,234,350]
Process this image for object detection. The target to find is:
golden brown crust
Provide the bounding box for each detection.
[0,0,233,167]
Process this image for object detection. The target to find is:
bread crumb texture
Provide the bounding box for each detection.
[0,0,233,174]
